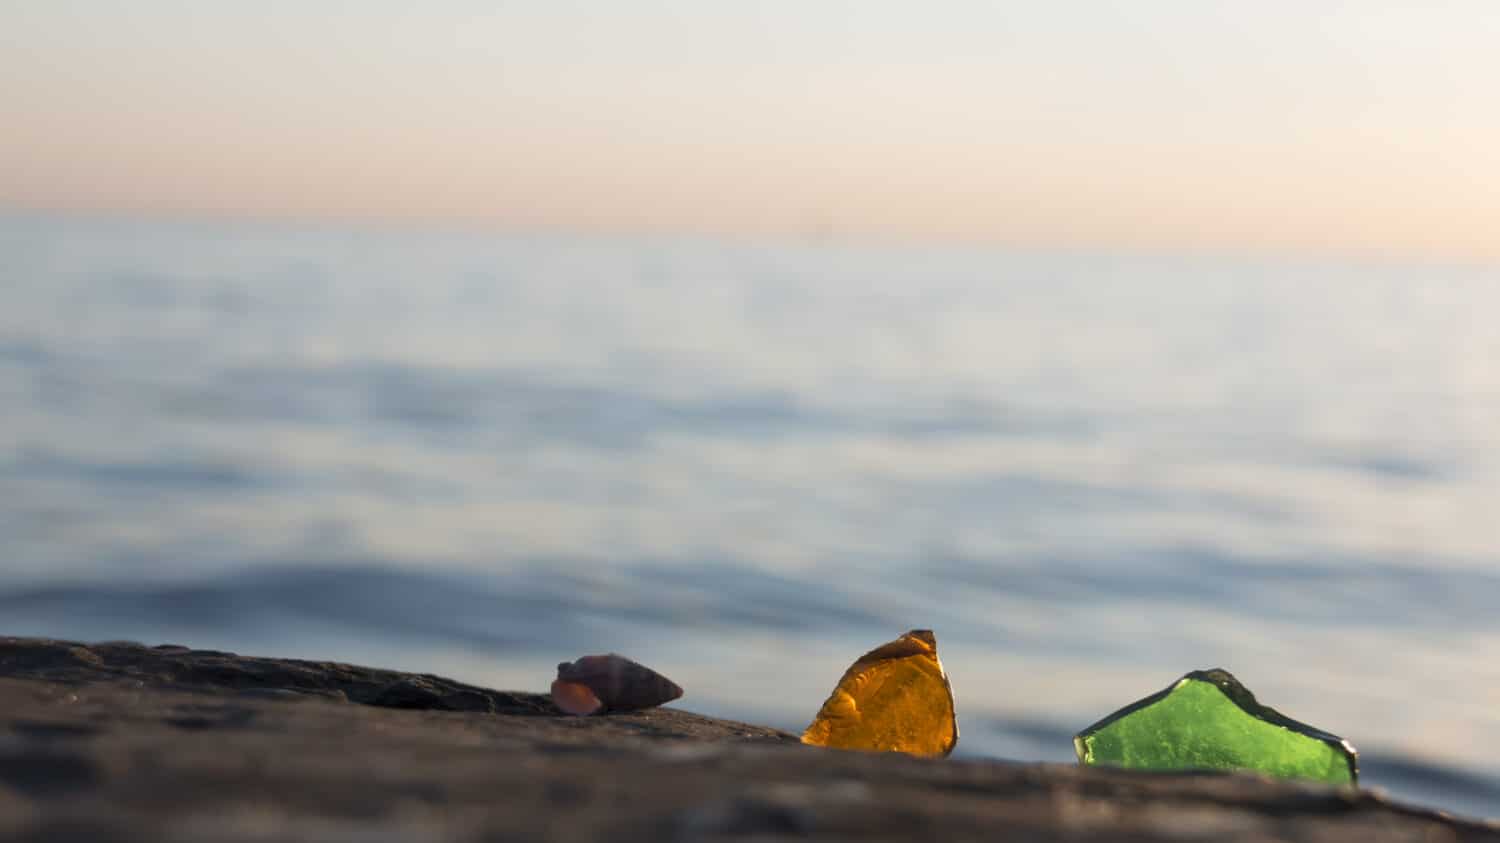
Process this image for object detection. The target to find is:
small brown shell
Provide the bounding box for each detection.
[551,654,683,716]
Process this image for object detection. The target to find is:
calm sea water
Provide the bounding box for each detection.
[2,213,1498,818]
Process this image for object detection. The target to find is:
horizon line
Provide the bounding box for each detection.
[5,200,1498,274]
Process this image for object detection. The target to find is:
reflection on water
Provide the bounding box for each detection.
[1,213,1498,818]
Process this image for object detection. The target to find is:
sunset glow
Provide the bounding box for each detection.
[4,1,1498,260]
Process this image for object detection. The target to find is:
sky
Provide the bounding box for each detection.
[3,1,1498,261]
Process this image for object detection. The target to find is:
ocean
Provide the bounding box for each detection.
[1,212,1497,819]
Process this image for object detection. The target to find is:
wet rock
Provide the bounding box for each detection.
[0,637,1493,842]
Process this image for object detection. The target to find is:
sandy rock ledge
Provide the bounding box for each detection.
[0,637,1494,842]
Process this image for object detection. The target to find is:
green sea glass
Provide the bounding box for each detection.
[1073,669,1358,785]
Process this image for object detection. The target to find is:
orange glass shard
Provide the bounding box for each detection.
[551,654,683,716]
[801,629,958,757]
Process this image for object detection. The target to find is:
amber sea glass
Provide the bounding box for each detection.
[802,629,958,757]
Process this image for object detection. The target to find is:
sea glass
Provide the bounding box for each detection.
[802,629,958,757]
[1074,669,1357,785]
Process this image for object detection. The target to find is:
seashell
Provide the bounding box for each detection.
[801,628,958,757]
[550,678,604,716]
[551,654,683,716]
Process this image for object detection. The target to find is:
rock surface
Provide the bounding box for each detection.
[0,636,1494,842]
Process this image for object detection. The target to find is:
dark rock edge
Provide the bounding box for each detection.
[0,636,1494,842]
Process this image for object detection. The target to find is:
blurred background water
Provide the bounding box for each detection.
[2,212,1497,818]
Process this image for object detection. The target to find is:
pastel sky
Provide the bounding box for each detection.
[4,1,1498,260]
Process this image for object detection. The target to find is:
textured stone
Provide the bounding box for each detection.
[0,638,1492,842]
